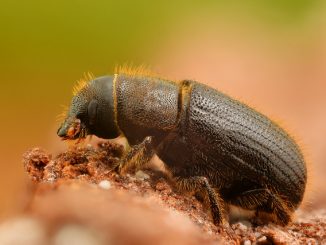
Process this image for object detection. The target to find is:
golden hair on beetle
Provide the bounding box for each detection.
[72,72,95,96]
[56,105,69,123]
[114,64,158,79]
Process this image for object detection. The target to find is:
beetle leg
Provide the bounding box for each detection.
[259,189,292,226]
[227,188,270,210]
[229,188,292,225]
[175,176,226,225]
[114,136,155,174]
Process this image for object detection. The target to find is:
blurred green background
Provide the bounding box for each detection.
[1,0,326,216]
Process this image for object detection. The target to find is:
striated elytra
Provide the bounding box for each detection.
[57,67,307,226]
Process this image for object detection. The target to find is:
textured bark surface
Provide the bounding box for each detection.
[0,141,323,244]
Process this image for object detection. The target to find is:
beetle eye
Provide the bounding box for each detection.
[88,99,98,125]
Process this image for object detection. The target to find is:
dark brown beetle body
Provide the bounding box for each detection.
[58,69,307,225]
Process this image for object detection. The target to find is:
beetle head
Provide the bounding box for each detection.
[57,76,119,141]
[57,91,90,141]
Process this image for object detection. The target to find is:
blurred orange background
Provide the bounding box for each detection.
[0,0,325,217]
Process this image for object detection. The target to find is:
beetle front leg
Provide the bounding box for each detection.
[114,136,155,174]
[175,176,226,225]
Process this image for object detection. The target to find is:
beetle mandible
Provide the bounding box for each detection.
[57,66,307,225]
